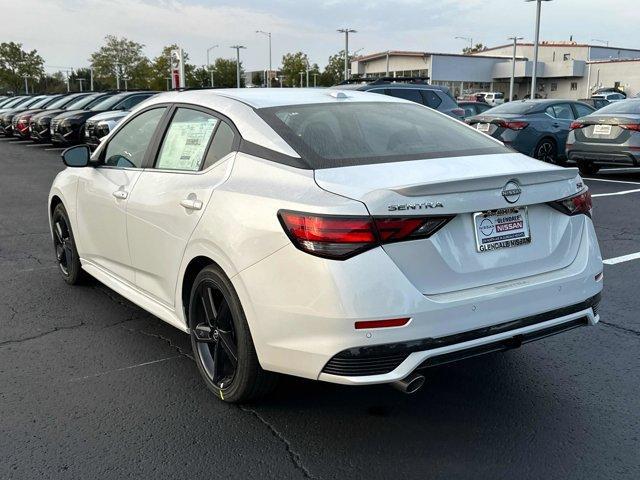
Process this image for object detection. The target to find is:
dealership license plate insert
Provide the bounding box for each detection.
[473,207,531,252]
[593,124,612,135]
[476,123,490,132]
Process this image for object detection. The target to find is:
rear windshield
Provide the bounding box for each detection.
[65,94,106,111]
[485,102,538,114]
[596,100,640,115]
[90,93,128,111]
[257,101,508,169]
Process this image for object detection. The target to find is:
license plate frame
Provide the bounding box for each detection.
[593,124,612,135]
[473,207,531,253]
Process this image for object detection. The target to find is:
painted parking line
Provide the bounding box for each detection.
[69,355,182,382]
[604,252,640,265]
[592,188,640,198]
[25,144,44,147]
[584,177,640,186]
[44,147,64,151]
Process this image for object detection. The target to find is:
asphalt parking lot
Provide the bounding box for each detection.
[1,138,638,480]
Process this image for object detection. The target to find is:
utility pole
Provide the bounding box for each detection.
[456,36,473,52]
[313,73,319,87]
[23,75,29,94]
[230,45,246,88]
[299,71,304,88]
[115,62,121,90]
[526,0,552,98]
[65,70,71,92]
[89,67,94,91]
[256,31,272,87]
[207,44,218,88]
[337,28,356,81]
[508,36,524,101]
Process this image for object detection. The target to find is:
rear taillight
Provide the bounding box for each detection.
[570,121,585,130]
[278,211,454,259]
[451,108,465,117]
[495,120,529,130]
[548,190,592,218]
[621,124,640,132]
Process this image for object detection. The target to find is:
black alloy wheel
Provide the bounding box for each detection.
[189,265,277,403]
[51,203,86,285]
[535,139,559,164]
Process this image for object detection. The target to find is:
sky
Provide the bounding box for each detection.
[2,0,638,73]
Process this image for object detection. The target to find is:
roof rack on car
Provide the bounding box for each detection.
[338,76,431,86]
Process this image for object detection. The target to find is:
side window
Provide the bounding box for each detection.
[202,121,236,170]
[552,103,575,120]
[574,103,594,118]
[103,107,166,168]
[421,90,442,109]
[462,105,476,117]
[155,108,219,171]
[386,88,423,105]
[116,94,152,111]
[545,106,557,118]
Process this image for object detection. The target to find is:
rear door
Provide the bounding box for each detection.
[547,103,575,149]
[126,106,239,307]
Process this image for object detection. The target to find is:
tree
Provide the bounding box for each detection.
[190,66,211,88]
[0,42,45,93]
[320,50,349,87]
[209,58,244,88]
[281,52,309,87]
[463,43,488,55]
[90,35,150,89]
[33,72,66,94]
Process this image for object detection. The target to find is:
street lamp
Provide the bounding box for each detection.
[337,28,356,81]
[508,36,524,101]
[591,38,609,47]
[230,45,246,88]
[207,44,219,88]
[455,36,473,52]
[526,0,553,99]
[256,30,272,87]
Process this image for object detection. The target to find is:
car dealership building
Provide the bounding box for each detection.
[351,41,640,99]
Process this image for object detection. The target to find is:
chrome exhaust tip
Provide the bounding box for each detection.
[391,372,425,394]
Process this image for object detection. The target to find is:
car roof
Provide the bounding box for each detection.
[144,88,408,109]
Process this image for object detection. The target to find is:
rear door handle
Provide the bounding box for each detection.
[180,198,203,210]
[112,190,128,200]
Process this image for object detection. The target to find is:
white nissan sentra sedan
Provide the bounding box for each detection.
[49,89,603,402]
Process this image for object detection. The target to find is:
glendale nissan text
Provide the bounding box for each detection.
[49,89,603,402]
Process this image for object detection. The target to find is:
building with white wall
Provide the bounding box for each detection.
[351,42,640,99]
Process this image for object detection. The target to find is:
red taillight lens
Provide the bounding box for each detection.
[549,190,592,218]
[621,124,640,132]
[451,108,466,117]
[278,211,454,259]
[355,318,410,330]
[570,121,585,130]
[496,120,529,130]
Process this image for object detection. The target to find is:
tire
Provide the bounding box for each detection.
[577,161,600,176]
[188,265,277,403]
[51,203,88,285]
[534,138,560,164]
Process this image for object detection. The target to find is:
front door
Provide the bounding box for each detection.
[126,107,239,306]
[75,107,167,282]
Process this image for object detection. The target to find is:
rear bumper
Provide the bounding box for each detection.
[567,145,640,166]
[234,218,603,385]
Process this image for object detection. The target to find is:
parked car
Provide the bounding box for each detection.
[12,94,72,139]
[566,98,640,175]
[50,91,157,146]
[592,92,625,103]
[458,100,492,118]
[332,77,465,120]
[50,89,602,402]
[467,99,595,163]
[30,92,114,143]
[578,98,610,111]
[0,96,32,114]
[478,92,505,106]
[0,95,48,136]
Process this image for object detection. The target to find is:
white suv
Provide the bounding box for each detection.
[49,89,603,402]
[479,92,505,106]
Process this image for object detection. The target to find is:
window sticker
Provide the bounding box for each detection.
[157,117,218,171]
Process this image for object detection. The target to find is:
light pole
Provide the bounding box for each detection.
[312,73,319,87]
[337,28,356,81]
[508,36,524,101]
[207,44,219,88]
[591,38,609,47]
[89,67,94,91]
[115,62,121,90]
[78,78,86,92]
[526,0,552,99]
[299,71,304,88]
[455,36,473,52]
[256,30,272,87]
[23,75,29,94]
[230,45,246,88]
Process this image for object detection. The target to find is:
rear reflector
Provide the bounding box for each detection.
[621,124,640,132]
[355,318,410,330]
[548,190,592,218]
[278,211,454,260]
[570,121,585,130]
[496,120,529,130]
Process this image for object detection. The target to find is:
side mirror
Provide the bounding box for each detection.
[61,145,91,167]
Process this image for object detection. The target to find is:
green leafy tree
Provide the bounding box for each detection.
[321,50,349,86]
[90,35,150,89]
[189,66,211,88]
[463,43,488,55]
[209,58,244,88]
[281,52,309,87]
[33,72,66,94]
[0,42,45,93]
